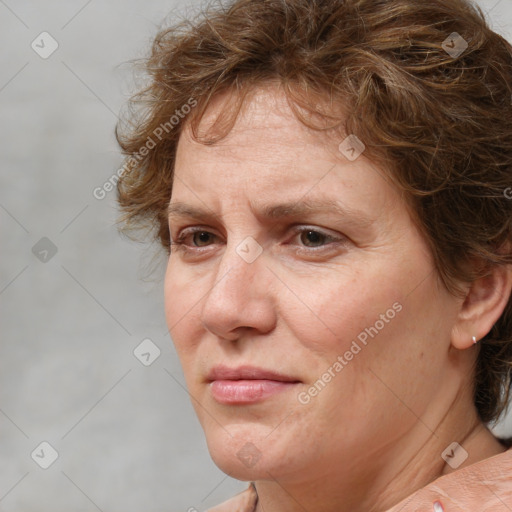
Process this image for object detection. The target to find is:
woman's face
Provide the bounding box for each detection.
[164,86,463,485]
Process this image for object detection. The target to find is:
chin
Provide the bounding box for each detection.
[202,422,280,480]
[210,450,265,481]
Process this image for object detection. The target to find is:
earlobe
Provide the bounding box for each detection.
[451,264,512,350]
[451,322,472,350]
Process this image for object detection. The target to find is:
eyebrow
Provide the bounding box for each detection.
[167,199,374,229]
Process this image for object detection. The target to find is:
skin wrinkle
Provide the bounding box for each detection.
[163,85,509,512]
[115,1,512,509]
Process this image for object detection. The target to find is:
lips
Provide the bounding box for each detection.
[207,365,301,404]
[207,365,300,382]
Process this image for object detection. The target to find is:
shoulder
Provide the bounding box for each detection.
[386,448,512,511]
[206,483,257,512]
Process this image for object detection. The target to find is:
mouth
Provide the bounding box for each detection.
[206,365,301,404]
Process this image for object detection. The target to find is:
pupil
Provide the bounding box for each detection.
[195,232,210,245]
[304,230,323,246]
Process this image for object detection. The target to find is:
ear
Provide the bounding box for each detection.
[451,263,512,350]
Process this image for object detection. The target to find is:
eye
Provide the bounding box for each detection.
[171,228,218,249]
[299,229,330,247]
[292,227,342,249]
[190,230,215,247]
[169,225,346,258]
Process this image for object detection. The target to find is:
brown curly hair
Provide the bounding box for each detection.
[116,0,512,425]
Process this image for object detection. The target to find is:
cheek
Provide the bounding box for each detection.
[282,256,450,408]
[164,260,203,359]
[279,266,401,359]
[313,276,456,431]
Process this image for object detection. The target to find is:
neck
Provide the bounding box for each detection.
[253,406,505,512]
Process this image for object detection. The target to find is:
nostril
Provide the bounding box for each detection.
[433,501,445,512]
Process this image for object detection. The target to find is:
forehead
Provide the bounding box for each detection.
[177,85,350,174]
[172,84,405,226]
[184,84,347,154]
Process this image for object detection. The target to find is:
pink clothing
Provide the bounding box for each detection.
[207,448,512,511]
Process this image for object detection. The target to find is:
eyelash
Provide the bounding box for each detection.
[169,226,345,255]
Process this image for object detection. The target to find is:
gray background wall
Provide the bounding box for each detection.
[1,1,511,511]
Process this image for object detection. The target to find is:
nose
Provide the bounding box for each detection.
[200,241,277,341]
